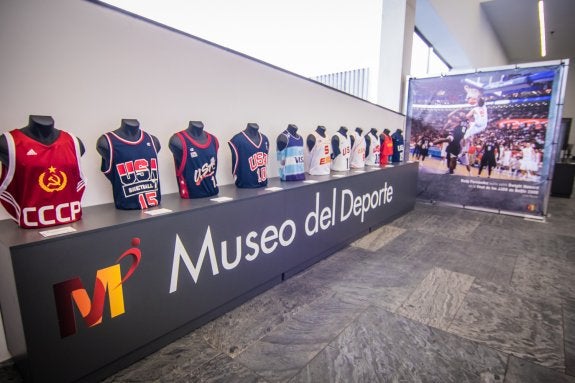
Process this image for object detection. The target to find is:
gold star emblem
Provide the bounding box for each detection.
[49,166,56,173]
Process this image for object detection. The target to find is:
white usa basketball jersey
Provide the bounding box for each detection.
[350,131,366,169]
[331,132,351,172]
[364,131,380,166]
[305,131,331,175]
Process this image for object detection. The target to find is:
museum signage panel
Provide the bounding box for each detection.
[0,164,417,382]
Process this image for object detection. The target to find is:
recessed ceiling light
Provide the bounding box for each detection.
[538,1,546,57]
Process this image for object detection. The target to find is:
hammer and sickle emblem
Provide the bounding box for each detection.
[38,166,68,192]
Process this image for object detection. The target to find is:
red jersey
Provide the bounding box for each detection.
[379,134,393,165]
[0,129,86,228]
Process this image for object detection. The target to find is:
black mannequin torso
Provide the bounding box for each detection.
[230,122,261,167]
[365,128,378,153]
[351,127,363,147]
[96,119,161,158]
[380,129,391,145]
[169,121,206,169]
[331,126,348,158]
[243,123,261,145]
[185,121,207,143]
[21,115,59,144]
[277,124,299,151]
[116,119,139,139]
[307,126,326,151]
[0,115,85,166]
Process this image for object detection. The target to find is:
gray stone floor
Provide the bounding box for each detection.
[1,196,575,382]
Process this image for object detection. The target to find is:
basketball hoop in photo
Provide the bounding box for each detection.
[464,85,481,105]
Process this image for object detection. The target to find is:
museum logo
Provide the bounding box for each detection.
[52,238,142,338]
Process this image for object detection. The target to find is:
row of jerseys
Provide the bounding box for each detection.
[0,126,403,229]
[177,127,403,196]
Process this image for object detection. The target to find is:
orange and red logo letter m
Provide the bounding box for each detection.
[53,238,141,338]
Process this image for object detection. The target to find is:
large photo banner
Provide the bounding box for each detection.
[406,61,569,217]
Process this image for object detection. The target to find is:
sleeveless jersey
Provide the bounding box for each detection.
[101,131,160,210]
[304,131,331,175]
[331,132,351,172]
[464,105,488,139]
[364,132,380,166]
[350,131,366,168]
[446,122,467,157]
[0,129,86,228]
[174,131,219,198]
[228,131,269,188]
[481,140,497,167]
[277,130,305,181]
[472,105,488,129]
[391,132,405,162]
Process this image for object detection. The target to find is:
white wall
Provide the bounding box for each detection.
[0,0,404,217]
[0,0,405,362]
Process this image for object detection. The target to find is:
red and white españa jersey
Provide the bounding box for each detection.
[0,129,86,228]
[304,131,331,175]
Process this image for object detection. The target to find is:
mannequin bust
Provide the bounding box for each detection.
[96,119,160,158]
[244,123,261,145]
[331,126,348,158]
[365,127,378,154]
[380,128,391,144]
[350,127,363,147]
[277,124,299,151]
[0,115,85,166]
[307,125,327,151]
[230,122,261,166]
[169,121,205,168]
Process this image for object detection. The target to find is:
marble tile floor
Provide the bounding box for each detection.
[1,196,575,382]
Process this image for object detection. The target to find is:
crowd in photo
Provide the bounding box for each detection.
[410,99,549,180]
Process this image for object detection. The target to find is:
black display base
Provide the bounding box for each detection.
[551,162,575,198]
[0,163,418,382]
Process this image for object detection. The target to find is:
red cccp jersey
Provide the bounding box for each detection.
[0,129,86,228]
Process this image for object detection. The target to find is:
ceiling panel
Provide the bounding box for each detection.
[481,0,575,63]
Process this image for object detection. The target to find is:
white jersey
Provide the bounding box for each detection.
[521,147,538,172]
[472,105,488,128]
[364,131,380,166]
[305,131,331,175]
[458,139,470,165]
[350,131,366,169]
[464,105,488,139]
[501,149,512,167]
[330,132,351,172]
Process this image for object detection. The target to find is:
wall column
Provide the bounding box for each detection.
[377,0,416,113]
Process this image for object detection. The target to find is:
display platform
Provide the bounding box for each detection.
[551,162,575,198]
[0,163,418,383]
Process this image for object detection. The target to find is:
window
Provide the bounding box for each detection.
[100,0,382,102]
[410,29,450,77]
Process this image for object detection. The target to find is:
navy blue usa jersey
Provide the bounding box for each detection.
[101,131,161,210]
[228,131,269,188]
[391,132,405,162]
[174,131,219,198]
